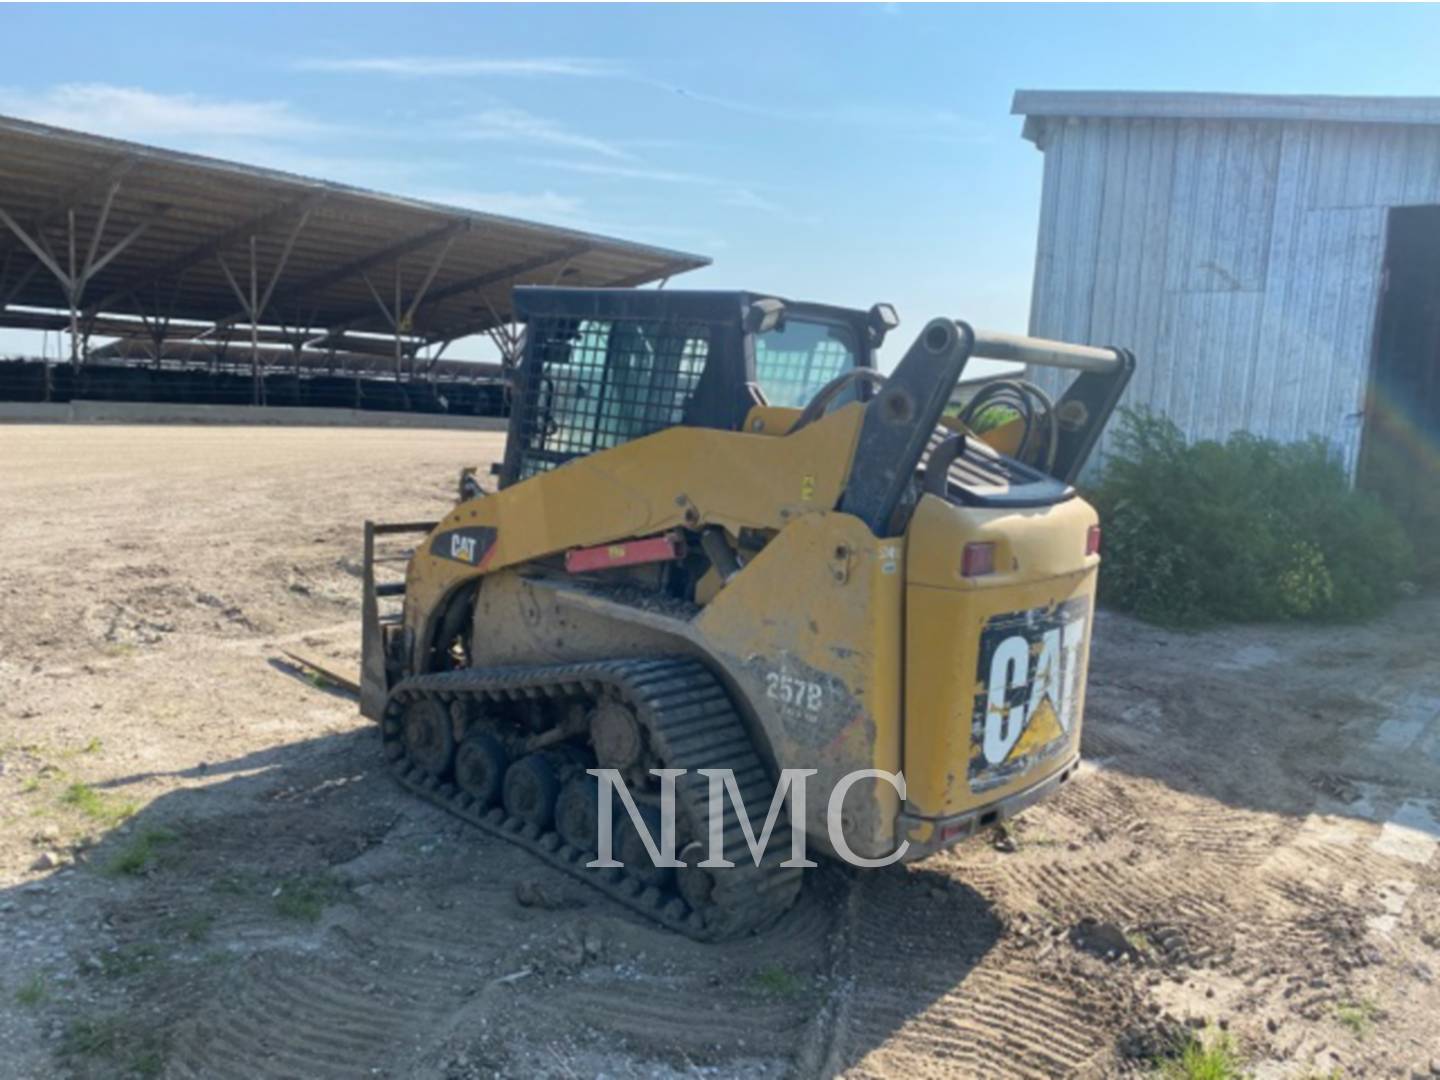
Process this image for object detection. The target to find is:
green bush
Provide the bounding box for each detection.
[1359,433,1440,583]
[1091,410,1415,626]
[966,403,1020,434]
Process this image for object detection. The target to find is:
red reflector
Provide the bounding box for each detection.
[961,542,995,577]
[940,821,969,843]
[1086,524,1102,556]
[565,533,684,574]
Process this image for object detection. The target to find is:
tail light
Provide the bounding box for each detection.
[1086,524,1102,556]
[961,542,996,578]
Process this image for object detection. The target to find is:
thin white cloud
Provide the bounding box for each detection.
[524,155,802,223]
[296,53,982,142]
[525,156,797,219]
[523,157,716,185]
[720,187,787,216]
[618,136,715,153]
[299,56,622,79]
[660,82,983,139]
[454,106,630,160]
[0,83,321,140]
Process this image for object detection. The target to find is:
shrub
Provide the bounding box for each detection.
[1155,1030,1247,1079]
[15,972,47,1007]
[59,782,138,826]
[1090,410,1415,626]
[272,873,342,923]
[105,827,180,877]
[1359,433,1440,583]
[967,403,1020,434]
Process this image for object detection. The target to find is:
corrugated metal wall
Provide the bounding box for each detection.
[1025,115,1440,478]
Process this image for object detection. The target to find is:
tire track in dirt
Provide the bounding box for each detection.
[83,763,468,1080]
[9,416,1430,1080]
[814,866,1124,1079]
[965,759,1426,1058]
[168,958,411,1079]
[480,884,842,1067]
[817,753,1419,1079]
[106,753,849,1079]
[91,731,1419,1080]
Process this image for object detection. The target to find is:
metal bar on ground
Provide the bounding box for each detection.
[278,650,361,697]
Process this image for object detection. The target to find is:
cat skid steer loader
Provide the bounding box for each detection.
[360,287,1133,940]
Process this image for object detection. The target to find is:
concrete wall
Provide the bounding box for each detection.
[0,399,508,430]
[1024,114,1440,479]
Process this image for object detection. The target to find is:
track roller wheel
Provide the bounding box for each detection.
[503,753,561,832]
[383,658,804,941]
[676,841,716,910]
[616,804,675,890]
[402,698,455,779]
[590,700,644,769]
[454,731,508,808]
[555,773,609,854]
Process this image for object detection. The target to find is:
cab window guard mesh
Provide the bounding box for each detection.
[515,316,711,479]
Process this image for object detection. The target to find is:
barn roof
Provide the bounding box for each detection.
[0,112,708,352]
[1014,90,1440,143]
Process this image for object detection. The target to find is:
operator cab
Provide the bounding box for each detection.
[499,288,887,487]
[499,287,1133,528]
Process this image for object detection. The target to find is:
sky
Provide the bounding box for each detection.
[3,3,1440,366]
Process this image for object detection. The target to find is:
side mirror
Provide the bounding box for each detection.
[867,303,900,346]
[744,298,786,335]
[458,466,486,502]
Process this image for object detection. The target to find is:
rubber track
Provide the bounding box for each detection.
[382,656,804,941]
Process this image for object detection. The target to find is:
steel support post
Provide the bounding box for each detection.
[67,210,79,365]
[394,263,403,380]
[0,179,164,371]
[249,236,261,405]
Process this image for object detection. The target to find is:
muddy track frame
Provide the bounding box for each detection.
[382,656,804,941]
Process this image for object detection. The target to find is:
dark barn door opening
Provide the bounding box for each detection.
[1362,205,1440,580]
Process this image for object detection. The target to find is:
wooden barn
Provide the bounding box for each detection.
[1012,90,1440,541]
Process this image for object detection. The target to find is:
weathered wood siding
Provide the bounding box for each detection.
[1024,115,1440,478]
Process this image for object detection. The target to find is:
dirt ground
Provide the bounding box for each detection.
[1,423,1437,1080]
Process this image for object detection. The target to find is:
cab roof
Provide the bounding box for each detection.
[512,286,876,332]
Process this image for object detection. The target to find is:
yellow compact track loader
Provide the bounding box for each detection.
[360,287,1133,940]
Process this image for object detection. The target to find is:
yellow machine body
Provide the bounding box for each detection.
[394,400,1095,862]
[360,290,1134,924]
